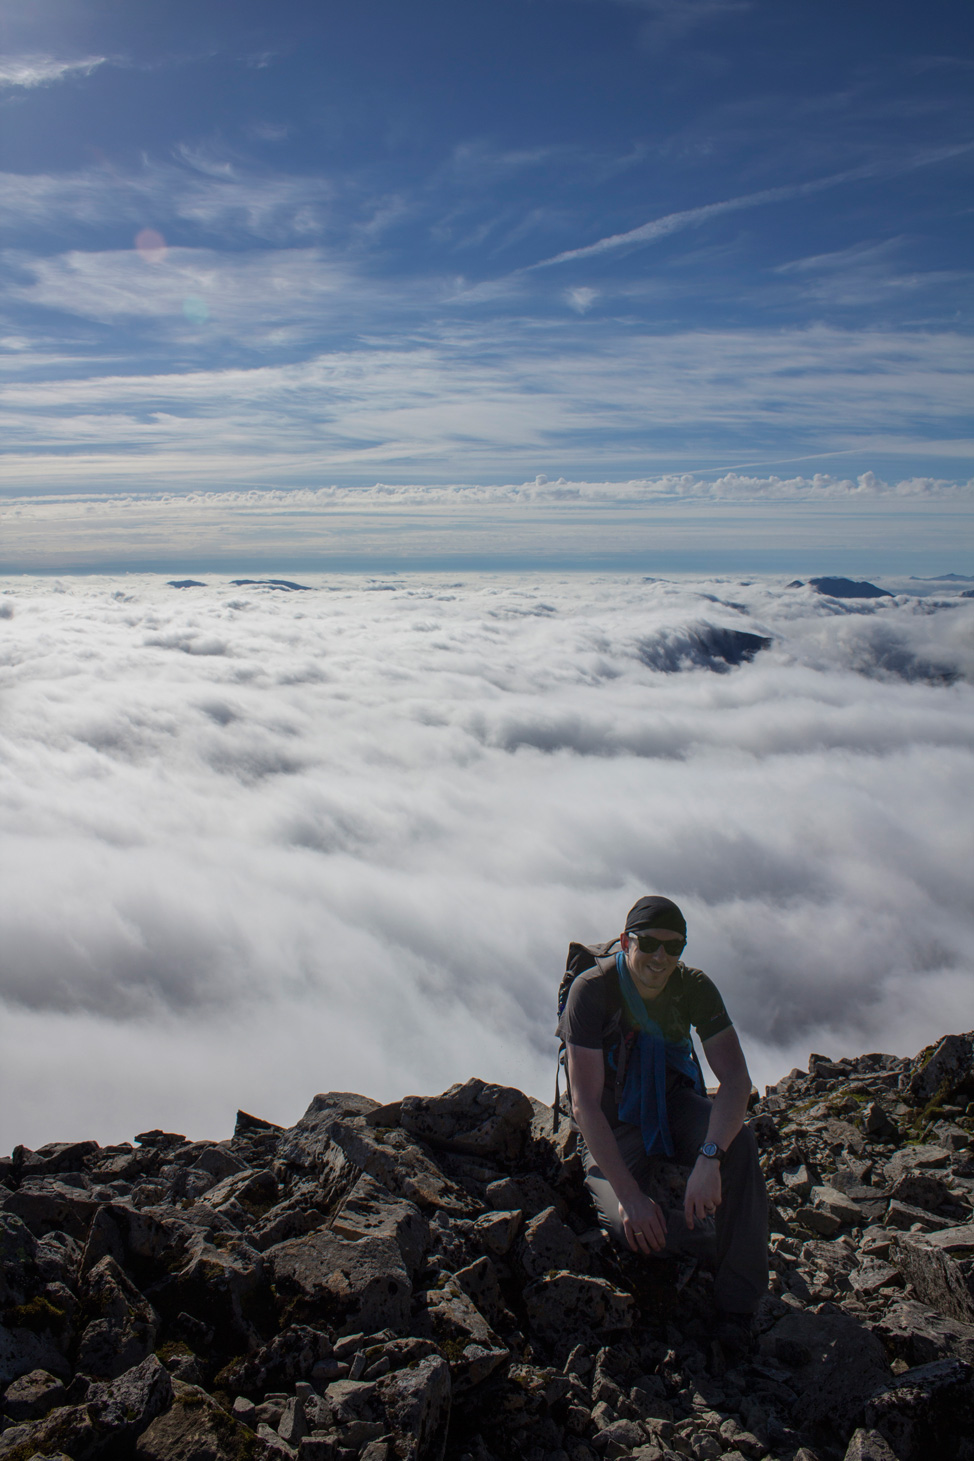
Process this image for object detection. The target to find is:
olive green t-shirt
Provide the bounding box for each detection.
[557,960,732,1127]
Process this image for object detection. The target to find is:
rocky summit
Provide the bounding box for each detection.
[2,1035,974,1461]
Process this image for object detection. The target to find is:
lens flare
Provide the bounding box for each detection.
[135,228,167,264]
[182,296,209,324]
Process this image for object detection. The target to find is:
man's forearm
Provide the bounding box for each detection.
[704,1073,751,1152]
[572,1099,641,1202]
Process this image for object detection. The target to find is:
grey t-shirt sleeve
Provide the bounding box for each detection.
[557,968,608,1049]
[687,969,733,1043]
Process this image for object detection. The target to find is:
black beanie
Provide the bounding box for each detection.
[624,895,687,940]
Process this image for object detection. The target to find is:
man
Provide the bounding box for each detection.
[557,894,768,1329]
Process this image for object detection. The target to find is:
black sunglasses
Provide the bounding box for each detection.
[629,931,685,957]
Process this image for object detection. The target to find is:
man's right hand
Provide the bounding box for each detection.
[619,1190,667,1252]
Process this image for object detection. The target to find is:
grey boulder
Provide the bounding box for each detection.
[517,1205,588,1280]
[1,1366,67,1422]
[400,1079,535,1164]
[889,1225,974,1323]
[760,1303,890,1437]
[908,1032,973,1106]
[76,1255,159,1380]
[863,1357,974,1461]
[844,1429,899,1461]
[135,1377,276,1460]
[266,1228,411,1335]
[523,1271,634,1346]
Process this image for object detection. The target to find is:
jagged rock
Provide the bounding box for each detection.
[192,1147,249,1181]
[862,1104,899,1142]
[231,1395,256,1425]
[319,1359,450,1458]
[844,1429,899,1461]
[470,1209,522,1256]
[400,1080,535,1164]
[1,1182,101,1241]
[248,1195,330,1252]
[523,1272,634,1346]
[884,1145,951,1183]
[889,1225,974,1323]
[16,1142,100,1179]
[517,1205,588,1279]
[328,1173,430,1275]
[796,1206,842,1238]
[449,1342,510,1395]
[1,1368,66,1421]
[451,1255,507,1325]
[135,1378,275,1459]
[416,1276,496,1349]
[817,1118,865,1158]
[0,1401,101,1459]
[165,1233,265,1351]
[215,1325,336,1398]
[592,1416,645,1454]
[810,1186,865,1228]
[0,1321,71,1389]
[256,1420,295,1456]
[32,1238,78,1293]
[323,1374,381,1425]
[934,1123,972,1153]
[848,1259,900,1296]
[909,1033,974,1106]
[760,1303,890,1435]
[883,1199,945,1232]
[80,1203,187,1280]
[134,1131,187,1151]
[885,1171,954,1215]
[296,1442,337,1461]
[717,1418,763,1456]
[280,1095,474,1215]
[875,1299,974,1366]
[863,1357,974,1461]
[201,1167,278,1213]
[87,1144,151,1181]
[486,1170,568,1220]
[750,1112,780,1148]
[76,1255,159,1380]
[266,1229,411,1334]
[781,1165,813,1199]
[860,1224,892,1257]
[527,1097,579,1174]
[0,1216,37,1306]
[85,1353,174,1444]
[277,1395,308,1446]
[374,1354,451,1461]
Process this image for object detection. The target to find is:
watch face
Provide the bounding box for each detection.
[701,1142,718,1157]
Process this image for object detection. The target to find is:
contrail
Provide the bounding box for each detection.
[528,143,974,270]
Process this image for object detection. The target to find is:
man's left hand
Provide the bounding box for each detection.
[684,1155,722,1230]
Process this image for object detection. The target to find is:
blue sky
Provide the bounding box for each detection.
[0,0,972,567]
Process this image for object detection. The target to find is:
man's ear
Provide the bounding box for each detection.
[620,931,629,952]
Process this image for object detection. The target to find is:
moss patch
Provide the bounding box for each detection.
[2,1293,67,1334]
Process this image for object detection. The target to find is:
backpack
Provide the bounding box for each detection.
[553,939,707,1132]
[553,938,621,1132]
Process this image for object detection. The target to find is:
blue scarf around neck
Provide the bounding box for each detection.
[615,952,703,1156]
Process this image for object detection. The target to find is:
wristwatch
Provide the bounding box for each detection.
[698,1141,726,1163]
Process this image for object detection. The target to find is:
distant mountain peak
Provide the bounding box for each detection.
[790,577,894,599]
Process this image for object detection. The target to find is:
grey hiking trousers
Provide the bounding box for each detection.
[581,1081,769,1315]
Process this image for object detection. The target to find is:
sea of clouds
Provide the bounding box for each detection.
[1,571,972,1154]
